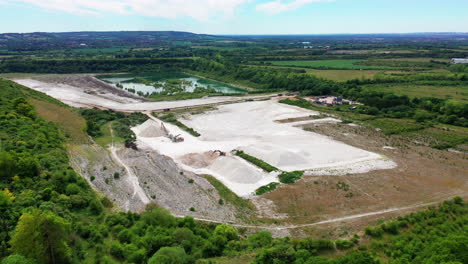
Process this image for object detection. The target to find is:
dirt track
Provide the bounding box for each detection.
[109,126,149,210]
[173,194,463,230]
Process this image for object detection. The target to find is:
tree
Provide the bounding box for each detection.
[10,210,71,264]
[0,255,38,264]
[214,224,238,241]
[247,231,273,249]
[0,152,15,178]
[148,247,189,264]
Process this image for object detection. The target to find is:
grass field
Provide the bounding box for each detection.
[268,59,391,70]
[307,69,383,81]
[254,65,411,81]
[0,73,44,79]
[28,98,90,144]
[95,121,125,147]
[364,83,468,103]
[72,47,131,53]
[378,58,451,62]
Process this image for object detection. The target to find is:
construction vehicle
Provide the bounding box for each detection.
[169,134,184,143]
[161,122,184,143]
[213,150,226,156]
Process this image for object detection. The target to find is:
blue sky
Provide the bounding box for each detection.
[1,0,467,34]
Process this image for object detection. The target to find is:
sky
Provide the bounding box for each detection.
[0,0,467,34]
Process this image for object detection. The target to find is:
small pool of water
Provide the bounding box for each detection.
[99,72,245,95]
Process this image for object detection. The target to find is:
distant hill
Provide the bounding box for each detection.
[1,31,467,52]
[0,31,225,51]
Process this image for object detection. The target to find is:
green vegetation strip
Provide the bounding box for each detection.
[255,182,280,195]
[278,171,304,184]
[157,113,201,137]
[81,109,148,145]
[268,59,392,70]
[235,150,278,172]
[234,150,306,195]
[201,175,254,212]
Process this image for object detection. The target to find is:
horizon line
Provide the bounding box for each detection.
[1,30,468,36]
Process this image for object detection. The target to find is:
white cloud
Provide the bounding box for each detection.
[6,0,249,20]
[256,0,331,14]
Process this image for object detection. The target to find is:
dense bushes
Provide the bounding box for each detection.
[253,198,467,264]
[80,109,148,145]
[255,182,280,195]
[0,58,193,73]
[278,171,304,183]
[0,80,103,261]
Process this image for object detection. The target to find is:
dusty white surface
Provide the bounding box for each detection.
[14,79,141,107]
[134,100,396,197]
[289,117,342,126]
[14,78,271,111]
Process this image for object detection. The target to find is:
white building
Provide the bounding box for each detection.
[451,58,468,64]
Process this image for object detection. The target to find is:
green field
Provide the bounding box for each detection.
[72,46,131,53]
[94,121,125,147]
[364,83,468,103]
[268,60,391,70]
[307,69,384,81]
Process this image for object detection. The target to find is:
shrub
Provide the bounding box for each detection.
[382,222,399,235]
[0,255,38,264]
[365,226,384,238]
[214,224,238,241]
[255,182,279,195]
[278,171,304,184]
[148,247,189,264]
[335,240,354,250]
[247,231,273,249]
[65,183,80,195]
[113,172,120,179]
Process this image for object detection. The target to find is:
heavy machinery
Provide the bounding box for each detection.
[212,150,226,156]
[161,122,184,143]
[169,134,184,143]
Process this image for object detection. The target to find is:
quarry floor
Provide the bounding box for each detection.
[134,100,395,197]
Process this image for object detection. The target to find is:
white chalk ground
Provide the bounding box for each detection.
[14,78,270,111]
[14,79,141,108]
[289,117,342,126]
[134,100,396,197]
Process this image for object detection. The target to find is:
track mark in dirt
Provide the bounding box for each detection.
[172,194,464,230]
[109,125,149,210]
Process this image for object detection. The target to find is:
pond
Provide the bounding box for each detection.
[98,72,245,95]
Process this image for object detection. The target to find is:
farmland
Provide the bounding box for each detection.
[363,83,468,102]
[268,59,391,69]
